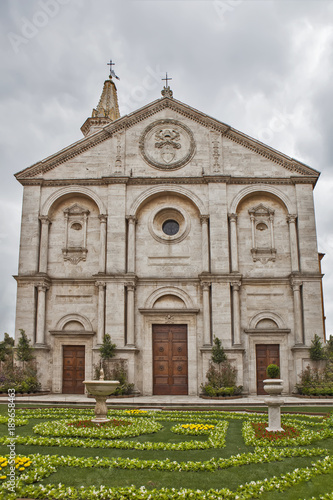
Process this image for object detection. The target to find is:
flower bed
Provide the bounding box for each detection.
[33,417,162,440]
[0,408,333,498]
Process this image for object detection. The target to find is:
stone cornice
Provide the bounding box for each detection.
[17,175,318,188]
[15,272,322,287]
[15,96,320,181]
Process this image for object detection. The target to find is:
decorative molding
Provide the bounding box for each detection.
[18,175,319,188]
[210,131,222,173]
[244,329,290,335]
[165,314,175,324]
[139,308,199,315]
[251,247,277,264]
[50,330,95,336]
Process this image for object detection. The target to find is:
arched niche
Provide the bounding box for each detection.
[144,287,196,310]
[55,314,93,332]
[229,185,295,215]
[153,294,186,309]
[41,186,107,217]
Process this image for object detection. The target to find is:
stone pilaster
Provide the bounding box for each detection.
[287,214,299,272]
[126,216,137,274]
[95,281,106,345]
[201,281,211,346]
[35,282,49,345]
[126,281,136,346]
[98,214,107,273]
[229,213,239,272]
[200,215,210,273]
[38,216,51,274]
[291,279,303,345]
[231,281,241,345]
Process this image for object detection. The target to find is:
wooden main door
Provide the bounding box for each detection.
[152,324,188,395]
[62,345,85,394]
[256,344,280,395]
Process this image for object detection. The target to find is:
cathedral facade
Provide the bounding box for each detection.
[14,74,325,395]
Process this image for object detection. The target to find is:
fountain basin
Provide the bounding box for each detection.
[83,380,120,397]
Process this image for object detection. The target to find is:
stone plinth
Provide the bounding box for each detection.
[263,378,284,432]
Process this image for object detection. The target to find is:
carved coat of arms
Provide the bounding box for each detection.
[154,129,181,164]
[139,119,195,170]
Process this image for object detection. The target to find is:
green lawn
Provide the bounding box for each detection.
[0,403,333,499]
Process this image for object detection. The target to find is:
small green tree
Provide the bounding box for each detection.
[309,334,325,361]
[99,334,116,360]
[211,336,227,365]
[16,329,34,368]
[0,333,14,364]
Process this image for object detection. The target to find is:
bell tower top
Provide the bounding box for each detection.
[81,60,121,137]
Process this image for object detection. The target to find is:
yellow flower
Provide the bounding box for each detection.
[0,475,7,480]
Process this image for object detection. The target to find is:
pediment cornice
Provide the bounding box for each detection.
[15,97,319,181]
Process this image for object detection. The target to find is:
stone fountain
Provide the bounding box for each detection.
[83,368,120,423]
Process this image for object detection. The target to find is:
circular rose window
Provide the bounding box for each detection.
[162,220,179,236]
[149,207,190,244]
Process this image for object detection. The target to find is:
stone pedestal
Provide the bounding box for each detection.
[92,395,109,423]
[263,379,284,432]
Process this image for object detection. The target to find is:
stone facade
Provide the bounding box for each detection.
[14,77,325,395]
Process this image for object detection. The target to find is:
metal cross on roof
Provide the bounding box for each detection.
[107,60,115,76]
[162,72,172,87]
[107,60,120,80]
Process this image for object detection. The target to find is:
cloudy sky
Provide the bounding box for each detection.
[1,0,332,340]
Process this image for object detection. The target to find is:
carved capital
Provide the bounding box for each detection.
[98,214,107,224]
[228,213,238,222]
[125,281,136,291]
[36,282,49,292]
[95,281,106,289]
[231,281,241,291]
[291,279,302,292]
[201,281,211,291]
[287,214,297,224]
[200,215,209,225]
[39,215,51,225]
[126,215,137,225]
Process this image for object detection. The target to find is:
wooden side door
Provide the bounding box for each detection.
[62,345,85,394]
[256,344,280,395]
[153,324,188,395]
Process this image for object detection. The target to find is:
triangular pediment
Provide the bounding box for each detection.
[15,96,320,181]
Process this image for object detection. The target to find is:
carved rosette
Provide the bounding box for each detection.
[139,119,195,170]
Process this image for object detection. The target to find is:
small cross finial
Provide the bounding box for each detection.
[162,72,172,88]
[107,60,115,77]
[107,59,120,80]
[161,72,173,98]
